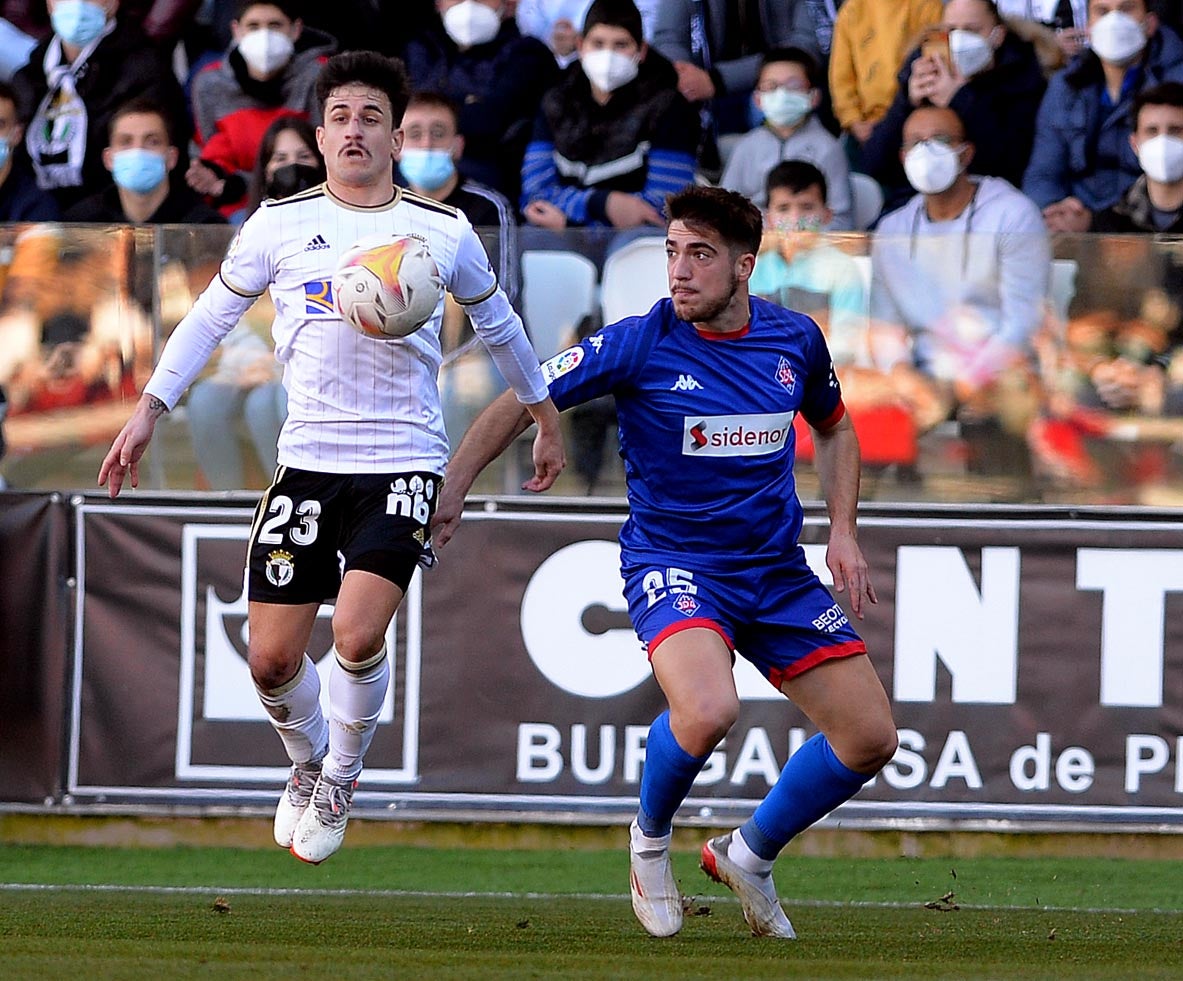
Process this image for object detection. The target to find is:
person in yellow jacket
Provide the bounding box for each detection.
[829,0,943,144]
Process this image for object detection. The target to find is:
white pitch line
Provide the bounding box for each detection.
[0,882,1180,916]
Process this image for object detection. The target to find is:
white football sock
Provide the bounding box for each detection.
[323,645,390,784]
[254,654,328,765]
[729,826,775,875]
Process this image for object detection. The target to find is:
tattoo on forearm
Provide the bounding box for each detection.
[148,396,168,416]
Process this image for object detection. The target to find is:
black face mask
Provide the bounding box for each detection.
[265,163,323,199]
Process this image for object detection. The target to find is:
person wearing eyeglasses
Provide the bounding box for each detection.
[869,104,1049,478]
[720,47,853,228]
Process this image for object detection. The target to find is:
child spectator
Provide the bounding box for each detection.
[721,47,853,226]
[520,0,698,230]
[750,160,866,364]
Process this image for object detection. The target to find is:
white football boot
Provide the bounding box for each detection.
[628,820,683,937]
[700,832,796,939]
[290,772,356,864]
[273,760,321,849]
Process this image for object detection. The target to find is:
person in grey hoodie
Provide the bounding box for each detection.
[720,46,852,226]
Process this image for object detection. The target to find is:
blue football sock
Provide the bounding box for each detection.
[740,732,870,860]
[637,711,711,837]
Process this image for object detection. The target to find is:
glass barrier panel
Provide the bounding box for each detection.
[1,225,1180,507]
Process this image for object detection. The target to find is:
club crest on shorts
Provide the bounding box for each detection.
[265,549,295,587]
[672,592,700,617]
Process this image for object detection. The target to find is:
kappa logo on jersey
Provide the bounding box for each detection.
[588,334,604,354]
[683,412,795,456]
[670,374,704,392]
[672,592,701,617]
[304,234,330,252]
[541,345,585,384]
[265,550,295,587]
[303,279,335,315]
[775,357,797,394]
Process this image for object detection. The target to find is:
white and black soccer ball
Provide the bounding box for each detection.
[332,234,444,339]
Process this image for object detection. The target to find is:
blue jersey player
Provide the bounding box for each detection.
[434,186,898,940]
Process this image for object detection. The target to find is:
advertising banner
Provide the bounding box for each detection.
[69,498,1183,829]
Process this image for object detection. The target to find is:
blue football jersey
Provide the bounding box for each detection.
[542,296,845,566]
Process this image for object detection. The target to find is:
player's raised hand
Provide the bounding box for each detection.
[97,394,166,498]
[826,531,877,619]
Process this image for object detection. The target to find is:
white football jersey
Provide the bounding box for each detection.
[150,184,530,475]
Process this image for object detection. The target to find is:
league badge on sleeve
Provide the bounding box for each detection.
[541,345,585,384]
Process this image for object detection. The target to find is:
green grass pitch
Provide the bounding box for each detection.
[1,843,1181,980]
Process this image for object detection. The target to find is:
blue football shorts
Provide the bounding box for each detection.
[621,549,867,689]
[247,466,439,605]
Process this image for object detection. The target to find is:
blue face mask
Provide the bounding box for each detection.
[51,0,108,47]
[111,148,168,194]
[0,138,9,170]
[399,148,456,192]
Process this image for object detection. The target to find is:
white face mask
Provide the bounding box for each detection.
[237,28,295,75]
[443,1,502,48]
[904,140,964,195]
[580,48,639,92]
[1089,10,1147,66]
[759,88,813,128]
[1137,133,1183,184]
[949,28,995,77]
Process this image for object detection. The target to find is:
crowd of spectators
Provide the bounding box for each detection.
[0,0,1182,500]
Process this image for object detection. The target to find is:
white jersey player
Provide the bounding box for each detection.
[99,52,565,864]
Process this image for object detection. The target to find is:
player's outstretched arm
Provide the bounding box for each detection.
[811,412,877,618]
[432,391,537,548]
[97,394,170,498]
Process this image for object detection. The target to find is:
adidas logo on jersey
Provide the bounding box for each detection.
[304,234,330,251]
[670,374,704,392]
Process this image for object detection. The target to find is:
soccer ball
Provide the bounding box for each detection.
[332,234,444,339]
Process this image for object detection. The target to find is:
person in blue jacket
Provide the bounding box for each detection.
[1023,0,1183,232]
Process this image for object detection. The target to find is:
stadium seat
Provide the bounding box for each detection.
[1048,258,1078,323]
[520,250,599,359]
[600,236,669,325]
[850,173,884,231]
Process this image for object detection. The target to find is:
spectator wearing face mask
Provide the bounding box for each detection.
[186,0,336,217]
[862,0,1046,214]
[405,0,559,201]
[519,0,698,231]
[397,91,519,303]
[1023,0,1183,233]
[0,80,58,220]
[720,47,852,226]
[12,0,191,211]
[872,105,1048,474]
[750,160,867,364]
[1093,79,1183,231]
[64,97,225,223]
[240,113,323,216]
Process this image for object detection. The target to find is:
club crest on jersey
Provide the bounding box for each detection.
[775,356,797,394]
[303,279,335,315]
[265,550,295,587]
[541,345,585,384]
[672,593,700,617]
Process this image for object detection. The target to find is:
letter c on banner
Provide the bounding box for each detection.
[520,540,650,698]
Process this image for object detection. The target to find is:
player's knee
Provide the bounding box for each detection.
[331,621,385,665]
[849,724,899,775]
[248,647,302,692]
[671,694,738,757]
